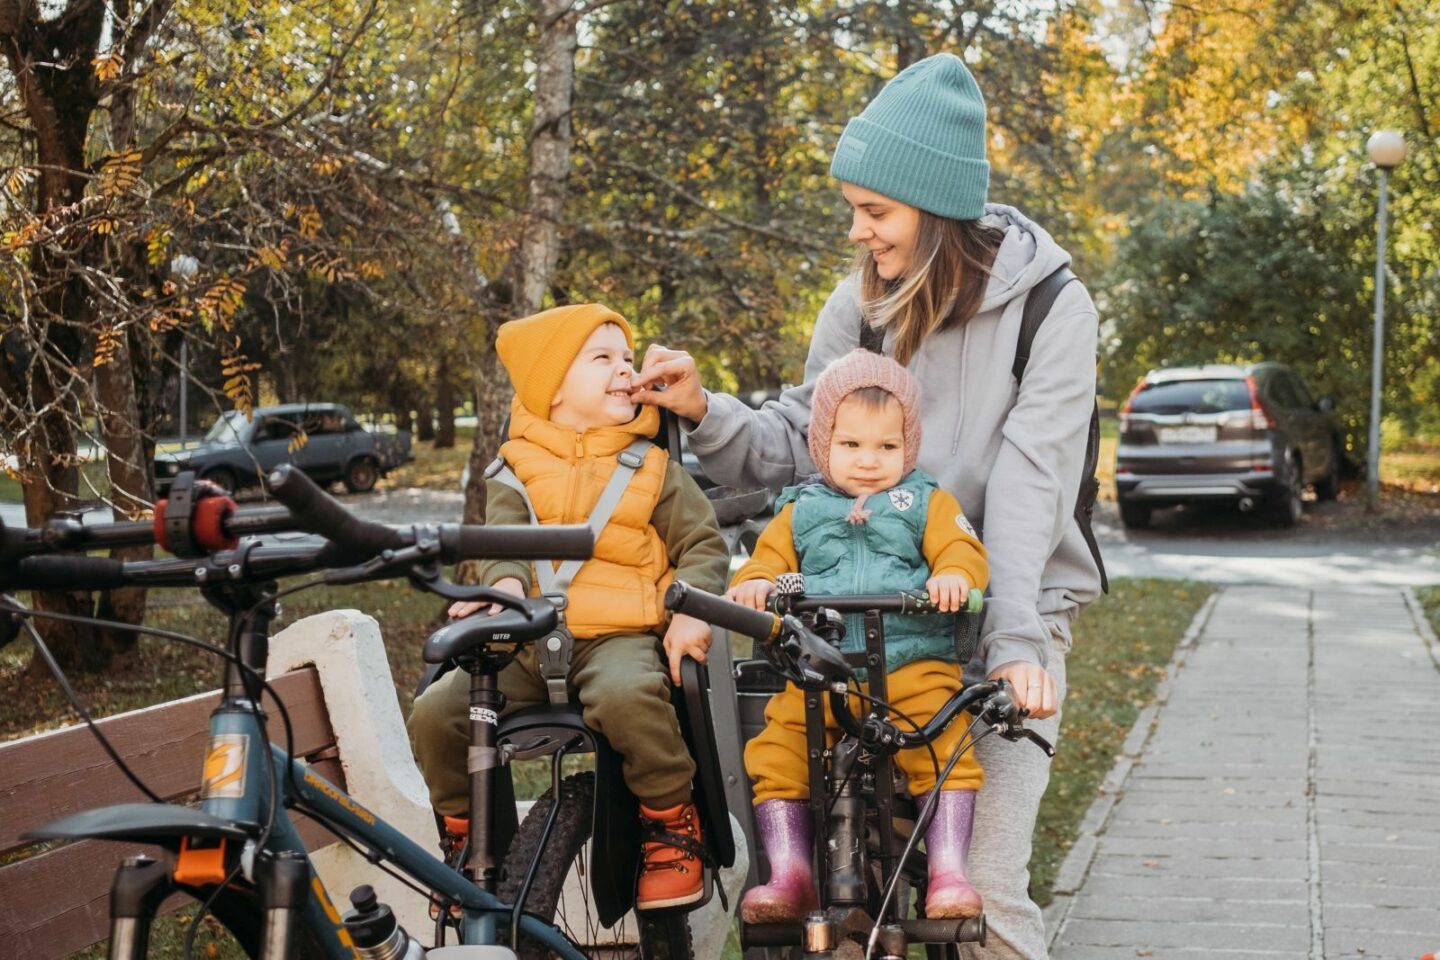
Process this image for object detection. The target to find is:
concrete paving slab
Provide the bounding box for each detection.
[1050,586,1440,960]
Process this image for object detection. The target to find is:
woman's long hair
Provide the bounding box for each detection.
[856,212,1004,367]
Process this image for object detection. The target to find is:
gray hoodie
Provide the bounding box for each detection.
[685,203,1102,673]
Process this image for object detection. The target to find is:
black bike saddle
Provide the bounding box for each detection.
[423,598,558,663]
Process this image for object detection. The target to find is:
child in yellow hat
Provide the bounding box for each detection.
[407,303,729,911]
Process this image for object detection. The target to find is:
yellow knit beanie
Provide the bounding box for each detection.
[495,304,634,418]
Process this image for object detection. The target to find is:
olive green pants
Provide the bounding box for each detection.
[407,632,696,816]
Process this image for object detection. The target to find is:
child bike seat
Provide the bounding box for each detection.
[422,599,558,664]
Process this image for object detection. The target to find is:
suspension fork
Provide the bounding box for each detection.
[106,855,172,960]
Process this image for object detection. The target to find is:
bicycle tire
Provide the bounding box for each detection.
[637,912,694,960]
[497,771,596,960]
[198,883,329,959]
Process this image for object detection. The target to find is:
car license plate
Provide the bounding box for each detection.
[1158,425,1218,444]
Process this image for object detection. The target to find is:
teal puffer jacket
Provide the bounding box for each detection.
[779,470,957,676]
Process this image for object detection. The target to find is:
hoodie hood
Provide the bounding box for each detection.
[976,203,1073,315]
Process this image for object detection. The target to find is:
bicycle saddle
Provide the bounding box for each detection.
[423,598,558,663]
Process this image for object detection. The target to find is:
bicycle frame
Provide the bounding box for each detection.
[197,700,589,959]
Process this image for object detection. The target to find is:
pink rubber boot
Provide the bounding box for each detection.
[740,799,820,924]
[920,789,983,919]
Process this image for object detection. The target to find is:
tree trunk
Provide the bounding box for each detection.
[435,353,456,449]
[93,325,152,661]
[2,0,108,677]
[462,0,579,543]
[416,403,436,441]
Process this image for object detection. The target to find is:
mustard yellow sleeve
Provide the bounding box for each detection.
[923,490,990,592]
[729,502,801,588]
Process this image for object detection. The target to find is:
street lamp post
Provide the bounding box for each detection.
[1365,131,1406,509]
[169,254,200,448]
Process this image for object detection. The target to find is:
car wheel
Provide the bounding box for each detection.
[1119,501,1152,530]
[1266,452,1303,527]
[200,467,237,496]
[343,456,378,494]
[1314,439,1342,502]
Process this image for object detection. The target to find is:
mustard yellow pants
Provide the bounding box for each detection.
[745,658,984,804]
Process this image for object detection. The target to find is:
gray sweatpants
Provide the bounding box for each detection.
[960,614,1071,960]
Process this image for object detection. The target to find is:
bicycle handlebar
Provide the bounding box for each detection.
[266,465,592,564]
[664,580,781,641]
[1,466,593,594]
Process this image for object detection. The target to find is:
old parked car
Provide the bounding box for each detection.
[154,403,412,496]
[1114,363,1346,529]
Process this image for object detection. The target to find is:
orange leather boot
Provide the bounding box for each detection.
[636,801,706,911]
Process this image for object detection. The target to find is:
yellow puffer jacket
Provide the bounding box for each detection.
[499,399,672,638]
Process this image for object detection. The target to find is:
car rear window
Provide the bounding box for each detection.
[1129,379,1251,415]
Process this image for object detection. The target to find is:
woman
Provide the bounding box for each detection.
[630,53,1101,960]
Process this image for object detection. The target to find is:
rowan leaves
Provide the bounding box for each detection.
[98,151,144,196]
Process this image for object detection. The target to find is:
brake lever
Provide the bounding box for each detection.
[978,681,1056,756]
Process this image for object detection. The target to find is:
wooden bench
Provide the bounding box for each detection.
[0,667,343,960]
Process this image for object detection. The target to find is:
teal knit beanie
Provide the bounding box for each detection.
[830,53,990,221]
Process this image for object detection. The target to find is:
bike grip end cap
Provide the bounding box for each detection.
[966,588,984,614]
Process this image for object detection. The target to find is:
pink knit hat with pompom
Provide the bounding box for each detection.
[808,349,923,487]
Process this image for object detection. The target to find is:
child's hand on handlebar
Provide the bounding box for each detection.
[448,576,526,619]
[925,573,972,612]
[663,612,711,686]
[727,578,775,611]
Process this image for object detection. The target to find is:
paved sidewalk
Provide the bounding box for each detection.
[1049,585,1440,960]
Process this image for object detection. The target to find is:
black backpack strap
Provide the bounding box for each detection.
[1012,265,1077,382]
[858,316,885,354]
[1011,265,1110,593]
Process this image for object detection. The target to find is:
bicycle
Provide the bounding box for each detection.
[663,579,1054,960]
[1,466,729,960]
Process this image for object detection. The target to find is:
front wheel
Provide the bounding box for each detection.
[343,456,379,493]
[193,883,329,959]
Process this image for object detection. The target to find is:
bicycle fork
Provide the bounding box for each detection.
[105,851,311,960]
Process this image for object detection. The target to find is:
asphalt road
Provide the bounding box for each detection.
[5,487,1438,588]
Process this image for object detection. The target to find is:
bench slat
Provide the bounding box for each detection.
[0,669,335,855]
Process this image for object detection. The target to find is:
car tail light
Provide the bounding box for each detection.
[1245,376,1277,430]
[1118,379,1146,434]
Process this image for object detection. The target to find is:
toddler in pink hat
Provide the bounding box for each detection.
[728,348,991,923]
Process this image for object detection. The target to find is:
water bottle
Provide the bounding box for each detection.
[342,885,426,960]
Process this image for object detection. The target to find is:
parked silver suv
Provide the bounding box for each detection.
[1114,363,1345,529]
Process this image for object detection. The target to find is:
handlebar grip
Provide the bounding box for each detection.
[665,581,780,642]
[444,524,593,562]
[266,465,405,558]
[3,556,128,590]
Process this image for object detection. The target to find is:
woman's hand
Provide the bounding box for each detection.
[630,345,708,422]
[448,576,526,619]
[988,660,1057,720]
[727,578,775,611]
[663,613,712,686]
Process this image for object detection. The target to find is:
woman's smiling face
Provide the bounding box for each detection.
[842,183,922,281]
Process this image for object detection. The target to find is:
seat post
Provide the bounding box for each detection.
[464,663,506,891]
